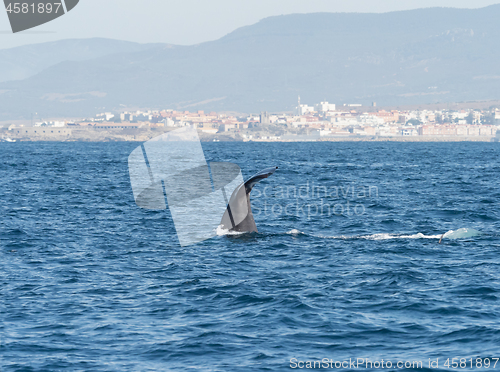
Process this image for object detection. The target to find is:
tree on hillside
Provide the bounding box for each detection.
[406,119,421,126]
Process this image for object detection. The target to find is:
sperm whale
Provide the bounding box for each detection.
[220,167,278,233]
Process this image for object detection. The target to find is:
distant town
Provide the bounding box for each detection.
[3,99,500,142]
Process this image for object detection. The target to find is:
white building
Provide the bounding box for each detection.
[295,104,315,115]
[34,121,65,127]
[315,102,336,113]
[358,114,385,125]
[402,128,418,136]
[331,118,358,126]
[164,118,175,127]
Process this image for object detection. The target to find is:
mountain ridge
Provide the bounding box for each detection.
[0,38,166,84]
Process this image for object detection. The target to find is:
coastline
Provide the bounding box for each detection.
[2,131,496,143]
[2,124,498,143]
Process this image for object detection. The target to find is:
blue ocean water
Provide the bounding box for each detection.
[2,142,500,371]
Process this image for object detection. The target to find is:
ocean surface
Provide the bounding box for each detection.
[2,142,500,371]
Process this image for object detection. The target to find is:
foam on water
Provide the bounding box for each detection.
[320,232,442,240]
[360,232,442,240]
[285,229,482,241]
[442,227,483,240]
[216,225,246,236]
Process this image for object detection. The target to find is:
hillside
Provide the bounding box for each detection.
[0,38,162,83]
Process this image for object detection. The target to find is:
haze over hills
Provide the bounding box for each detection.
[1,5,500,120]
[0,38,163,84]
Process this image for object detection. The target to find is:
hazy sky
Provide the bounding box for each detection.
[1,0,499,50]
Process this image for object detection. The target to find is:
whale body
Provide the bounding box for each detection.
[220,167,278,233]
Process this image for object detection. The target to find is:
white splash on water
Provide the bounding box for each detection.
[284,228,482,241]
[359,233,442,240]
[215,225,246,236]
[218,227,483,241]
[442,228,482,240]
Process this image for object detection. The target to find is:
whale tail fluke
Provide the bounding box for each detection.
[220,167,278,233]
